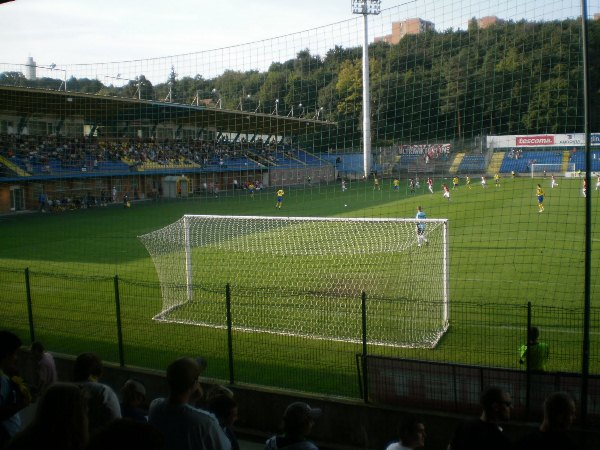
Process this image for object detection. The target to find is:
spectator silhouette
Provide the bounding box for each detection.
[385,415,426,450]
[208,393,239,450]
[72,352,121,435]
[514,391,579,450]
[30,341,58,398]
[148,357,230,450]
[120,378,148,422]
[519,326,549,372]
[265,401,322,450]
[447,386,512,450]
[0,331,30,448]
[7,382,88,450]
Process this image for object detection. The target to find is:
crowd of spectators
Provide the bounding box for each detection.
[0,133,300,175]
[0,330,583,450]
[507,148,524,159]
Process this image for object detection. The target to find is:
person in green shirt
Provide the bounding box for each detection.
[519,326,549,372]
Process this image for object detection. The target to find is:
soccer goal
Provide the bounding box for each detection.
[530,163,575,178]
[139,215,449,348]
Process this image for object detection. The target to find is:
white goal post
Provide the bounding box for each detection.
[530,163,575,178]
[139,215,450,348]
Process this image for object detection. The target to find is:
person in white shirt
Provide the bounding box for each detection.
[385,416,426,450]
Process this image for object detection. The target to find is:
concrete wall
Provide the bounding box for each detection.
[17,350,600,450]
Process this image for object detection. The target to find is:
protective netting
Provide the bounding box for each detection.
[139,215,449,347]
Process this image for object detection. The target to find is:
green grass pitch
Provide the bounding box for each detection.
[0,175,598,396]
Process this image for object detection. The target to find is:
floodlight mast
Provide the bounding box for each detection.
[352,0,380,179]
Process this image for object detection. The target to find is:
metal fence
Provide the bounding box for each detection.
[1,266,598,421]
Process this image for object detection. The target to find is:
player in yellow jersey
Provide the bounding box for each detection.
[466,175,471,190]
[536,184,545,212]
[452,176,459,190]
[392,178,400,191]
[275,188,285,208]
[494,173,500,187]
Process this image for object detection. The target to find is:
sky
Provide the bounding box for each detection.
[0,0,595,80]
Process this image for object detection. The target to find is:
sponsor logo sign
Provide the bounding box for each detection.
[516,135,554,146]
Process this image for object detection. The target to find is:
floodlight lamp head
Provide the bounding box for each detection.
[351,0,381,15]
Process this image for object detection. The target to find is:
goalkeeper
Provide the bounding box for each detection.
[519,326,549,372]
[415,206,429,247]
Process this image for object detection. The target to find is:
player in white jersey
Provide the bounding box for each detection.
[596,176,600,191]
[481,176,487,188]
[550,175,558,188]
[427,177,434,194]
[442,184,451,201]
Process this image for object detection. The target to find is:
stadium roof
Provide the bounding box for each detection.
[0,86,335,136]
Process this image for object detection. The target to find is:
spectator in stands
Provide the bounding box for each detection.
[519,326,549,372]
[447,386,512,450]
[514,392,578,450]
[385,415,426,450]
[6,382,88,450]
[86,418,164,450]
[0,331,30,448]
[265,401,321,450]
[30,341,58,398]
[72,352,121,434]
[148,357,230,450]
[120,379,148,422]
[207,391,239,450]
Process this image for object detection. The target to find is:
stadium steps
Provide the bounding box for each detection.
[488,152,505,174]
[0,155,31,177]
[561,151,571,172]
[448,153,464,174]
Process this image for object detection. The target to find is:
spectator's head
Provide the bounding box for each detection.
[205,384,234,402]
[73,352,103,382]
[31,340,45,359]
[87,418,164,450]
[283,401,321,436]
[208,393,238,427]
[166,357,202,397]
[542,392,576,432]
[0,330,22,371]
[481,386,512,422]
[398,415,426,449]
[33,382,89,449]
[120,379,146,407]
[528,326,540,343]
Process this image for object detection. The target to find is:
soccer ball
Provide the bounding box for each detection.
[344,204,348,207]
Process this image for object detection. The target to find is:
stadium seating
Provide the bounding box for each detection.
[500,150,564,174]
[569,150,600,171]
[457,154,486,173]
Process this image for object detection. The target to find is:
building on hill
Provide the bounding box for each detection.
[374,18,435,45]
[477,16,506,29]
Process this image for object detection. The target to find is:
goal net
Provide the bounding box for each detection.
[530,163,576,177]
[139,215,449,348]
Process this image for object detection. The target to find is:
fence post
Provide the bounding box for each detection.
[226,283,235,385]
[361,291,369,403]
[24,267,35,343]
[525,301,532,415]
[114,275,125,367]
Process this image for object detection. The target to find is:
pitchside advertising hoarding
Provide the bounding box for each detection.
[488,133,600,148]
